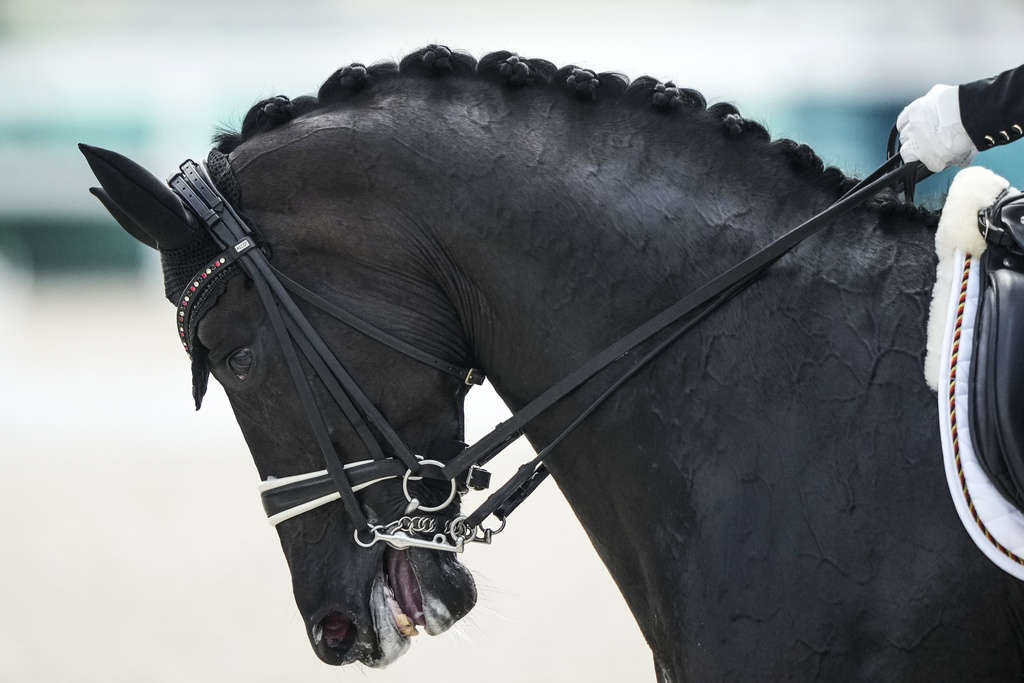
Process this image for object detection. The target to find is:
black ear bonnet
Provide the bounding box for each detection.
[160,149,249,409]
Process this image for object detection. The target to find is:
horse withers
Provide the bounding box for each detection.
[82,46,1024,681]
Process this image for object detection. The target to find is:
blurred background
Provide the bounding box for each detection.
[1,1,1022,681]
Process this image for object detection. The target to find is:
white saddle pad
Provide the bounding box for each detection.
[929,167,1024,581]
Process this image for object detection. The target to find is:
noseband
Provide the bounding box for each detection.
[168,154,926,553]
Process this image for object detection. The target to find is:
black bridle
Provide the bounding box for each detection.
[168,152,926,552]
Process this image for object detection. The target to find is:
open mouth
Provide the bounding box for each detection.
[384,547,425,636]
[311,545,474,667]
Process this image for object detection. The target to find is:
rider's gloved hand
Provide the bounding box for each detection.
[897,84,978,172]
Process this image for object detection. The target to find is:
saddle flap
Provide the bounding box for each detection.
[970,249,1024,510]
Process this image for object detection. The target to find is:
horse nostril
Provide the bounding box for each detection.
[317,612,353,649]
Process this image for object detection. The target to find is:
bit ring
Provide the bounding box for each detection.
[402,459,457,513]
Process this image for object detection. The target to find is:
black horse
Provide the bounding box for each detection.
[82,46,1024,681]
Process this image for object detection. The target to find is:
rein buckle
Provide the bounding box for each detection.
[466,465,491,491]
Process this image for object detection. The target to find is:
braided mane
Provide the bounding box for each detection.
[213,44,935,223]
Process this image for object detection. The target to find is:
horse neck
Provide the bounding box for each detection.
[430,111,859,411]
[436,134,939,660]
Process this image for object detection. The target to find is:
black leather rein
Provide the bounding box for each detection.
[168,154,924,550]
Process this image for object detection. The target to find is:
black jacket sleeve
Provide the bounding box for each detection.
[959,65,1024,150]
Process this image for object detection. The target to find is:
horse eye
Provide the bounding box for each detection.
[228,348,253,381]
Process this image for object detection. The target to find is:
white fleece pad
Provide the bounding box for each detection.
[931,167,1024,581]
[925,166,1008,391]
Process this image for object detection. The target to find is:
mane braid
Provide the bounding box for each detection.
[212,45,928,218]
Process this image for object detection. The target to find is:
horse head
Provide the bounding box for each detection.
[81,46,1024,681]
[80,141,478,666]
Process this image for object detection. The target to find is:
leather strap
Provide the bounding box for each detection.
[275,268,484,385]
[246,263,372,529]
[261,460,409,520]
[464,259,762,526]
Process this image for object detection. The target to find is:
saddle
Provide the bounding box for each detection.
[928,166,1024,579]
[970,190,1024,511]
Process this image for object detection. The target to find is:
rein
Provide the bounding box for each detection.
[169,154,925,553]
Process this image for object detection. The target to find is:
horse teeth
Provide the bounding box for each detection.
[396,613,419,637]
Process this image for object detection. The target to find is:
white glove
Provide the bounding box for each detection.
[897,84,978,172]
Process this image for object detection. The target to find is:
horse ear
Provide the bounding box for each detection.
[79,143,197,251]
[88,187,158,250]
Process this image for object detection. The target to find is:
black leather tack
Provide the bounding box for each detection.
[970,247,1024,510]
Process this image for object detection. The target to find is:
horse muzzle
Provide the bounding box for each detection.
[309,546,477,666]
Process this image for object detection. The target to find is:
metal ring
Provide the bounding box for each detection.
[402,459,457,513]
[447,516,475,542]
[353,527,379,548]
[481,516,507,536]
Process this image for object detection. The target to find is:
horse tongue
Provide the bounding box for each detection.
[386,549,425,627]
